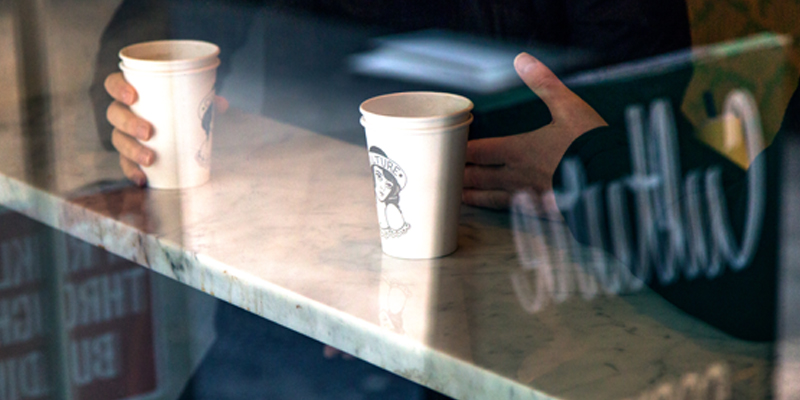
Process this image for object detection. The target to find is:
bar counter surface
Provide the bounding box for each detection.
[0,103,773,399]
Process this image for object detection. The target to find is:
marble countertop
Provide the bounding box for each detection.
[0,96,772,400]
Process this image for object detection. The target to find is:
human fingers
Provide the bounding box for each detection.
[538,191,562,217]
[462,189,511,210]
[515,53,607,135]
[322,345,337,358]
[104,72,137,105]
[323,346,354,360]
[510,190,564,220]
[463,164,514,190]
[120,156,147,187]
[514,53,576,121]
[111,128,155,167]
[466,137,511,166]
[107,101,151,141]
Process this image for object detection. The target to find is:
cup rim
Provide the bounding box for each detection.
[119,40,220,72]
[119,58,221,75]
[359,92,474,126]
[360,113,473,133]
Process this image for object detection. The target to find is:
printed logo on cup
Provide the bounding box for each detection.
[196,87,215,169]
[369,146,411,238]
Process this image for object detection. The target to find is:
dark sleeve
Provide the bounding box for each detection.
[562,0,693,129]
[550,82,800,341]
[89,0,260,150]
[564,0,691,66]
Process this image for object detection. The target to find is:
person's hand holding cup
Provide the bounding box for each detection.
[105,72,154,187]
[105,73,229,187]
[110,40,224,189]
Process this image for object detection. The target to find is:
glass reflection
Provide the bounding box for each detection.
[0,210,161,400]
[2,0,799,399]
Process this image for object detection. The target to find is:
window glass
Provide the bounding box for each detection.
[1,0,798,399]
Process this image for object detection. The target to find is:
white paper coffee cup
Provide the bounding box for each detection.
[361,92,473,259]
[119,40,220,189]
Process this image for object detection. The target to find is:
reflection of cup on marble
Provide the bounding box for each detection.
[119,40,220,189]
[379,256,473,362]
[360,92,473,259]
[378,256,435,343]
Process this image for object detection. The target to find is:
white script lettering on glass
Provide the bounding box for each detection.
[624,363,731,400]
[512,90,765,314]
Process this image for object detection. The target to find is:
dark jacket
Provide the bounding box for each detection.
[554,80,800,341]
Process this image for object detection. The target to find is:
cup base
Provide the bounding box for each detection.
[381,244,458,260]
[146,180,209,190]
[143,167,211,190]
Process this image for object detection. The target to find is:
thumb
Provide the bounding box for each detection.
[214,96,229,114]
[514,52,575,120]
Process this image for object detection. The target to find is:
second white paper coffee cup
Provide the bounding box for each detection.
[119,40,220,189]
[362,113,472,259]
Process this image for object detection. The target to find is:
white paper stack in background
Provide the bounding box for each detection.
[349,30,526,94]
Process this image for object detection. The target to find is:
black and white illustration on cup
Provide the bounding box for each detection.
[369,146,411,238]
[195,87,215,168]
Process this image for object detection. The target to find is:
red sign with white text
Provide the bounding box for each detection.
[0,210,158,400]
